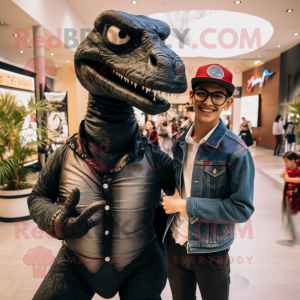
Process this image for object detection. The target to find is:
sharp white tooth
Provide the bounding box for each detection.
[131,80,133,85]
[153,95,156,101]
[152,89,156,95]
[120,75,123,80]
[146,87,150,93]
[141,86,144,90]
[134,83,137,88]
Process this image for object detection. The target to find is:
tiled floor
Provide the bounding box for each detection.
[1,146,300,299]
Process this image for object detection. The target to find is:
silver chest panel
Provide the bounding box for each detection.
[59,148,161,273]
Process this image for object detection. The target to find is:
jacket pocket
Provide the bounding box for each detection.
[204,164,226,198]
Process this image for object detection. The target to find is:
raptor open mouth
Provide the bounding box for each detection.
[77,59,179,111]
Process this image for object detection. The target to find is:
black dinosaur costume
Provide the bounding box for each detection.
[28,10,187,300]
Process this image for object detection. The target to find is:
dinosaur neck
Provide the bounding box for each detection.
[83,93,141,172]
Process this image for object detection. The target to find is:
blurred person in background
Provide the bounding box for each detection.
[172,126,183,147]
[156,114,165,134]
[284,117,297,151]
[239,117,254,147]
[145,120,159,146]
[280,151,300,241]
[181,106,195,131]
[273,114,284,156]
[180,116,188,125]
[171,117,177,134]
[158,123,173,157]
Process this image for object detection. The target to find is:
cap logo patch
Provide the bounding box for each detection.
[207,65,224,79]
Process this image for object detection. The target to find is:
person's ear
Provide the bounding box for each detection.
[224,97,234,111]
[189,90,193,105]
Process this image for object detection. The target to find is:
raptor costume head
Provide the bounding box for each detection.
[74,10,187,115]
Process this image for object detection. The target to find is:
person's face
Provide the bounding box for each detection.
[177,127,181,133]
[189,82,234,124]
[283,158,296,169]
[145,121,153,131]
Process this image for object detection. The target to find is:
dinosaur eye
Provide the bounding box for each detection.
[107,26,130,45]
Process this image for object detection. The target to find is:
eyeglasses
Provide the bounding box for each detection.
[192,88,229,106]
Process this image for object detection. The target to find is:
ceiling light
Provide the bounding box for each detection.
[26,40,31,43]
[51,53,54,56]
[286,9,293,13]
[234,1,241,3]
[20,51,23,53]
[294,33,299,36]
[254,60,261,65]
[67,60,69,63]
[278,45,281,47]
[0,22,4,25]
[13,34,19,37]
[131,1,138,3]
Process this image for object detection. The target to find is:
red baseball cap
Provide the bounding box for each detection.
[192,64,235,96]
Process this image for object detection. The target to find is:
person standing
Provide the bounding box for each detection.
[145,120,159,146]
[280,151,300,241]
[162,64,255,300]
[273,115,284,156]
[284,117,297,151]
[239,117,254,147]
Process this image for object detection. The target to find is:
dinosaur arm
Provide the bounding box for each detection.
[150,144,176,196]
[27,144,69,232]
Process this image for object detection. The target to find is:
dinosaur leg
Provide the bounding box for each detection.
[32,245,95,300]
[118,237,167,300]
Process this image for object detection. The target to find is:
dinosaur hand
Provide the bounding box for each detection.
[53,187,106,240]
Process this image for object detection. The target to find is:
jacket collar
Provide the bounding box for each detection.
[177,118,228,149]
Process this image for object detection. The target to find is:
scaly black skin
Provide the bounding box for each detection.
[28,10,184,246]
[74,10,187,115]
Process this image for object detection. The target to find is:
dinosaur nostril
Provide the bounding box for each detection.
[149,54,157,66]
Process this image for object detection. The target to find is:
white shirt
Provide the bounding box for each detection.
[273,121,283,135]
[171,121,219,245]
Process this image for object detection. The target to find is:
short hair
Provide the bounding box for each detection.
[283,151,298,161]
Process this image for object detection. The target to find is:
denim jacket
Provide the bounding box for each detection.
[162,118,255,253]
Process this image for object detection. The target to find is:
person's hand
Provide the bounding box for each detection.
[162,188,186,214]
[280,170,287,178]
[52,188,106,240]
[283,174,290,182]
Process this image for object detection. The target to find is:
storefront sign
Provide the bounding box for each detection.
[247,69,274,91]
[44,92,66,101]
[0,69,34,91]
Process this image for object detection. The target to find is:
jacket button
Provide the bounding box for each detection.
[105,257,110,262]
[105,205,110,211]
[105,230,109,235]
[103,183,108,189]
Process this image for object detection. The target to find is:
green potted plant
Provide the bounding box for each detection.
[280,97,300,151]
[0,92,53,221]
